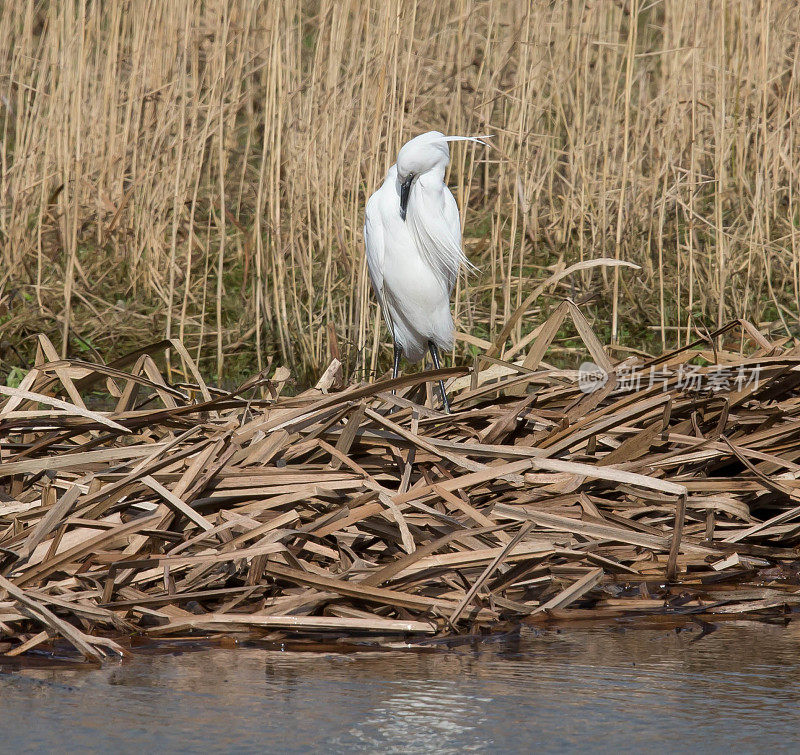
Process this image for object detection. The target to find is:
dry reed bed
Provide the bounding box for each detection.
[2,1,800,381]
[1,309,800,661]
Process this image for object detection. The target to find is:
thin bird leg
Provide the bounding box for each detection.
[387,342,401,414]
[428,341,450,414]
[392,342,401,382]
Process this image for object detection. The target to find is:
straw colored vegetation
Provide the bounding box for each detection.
[1,308,800,661]
[1,0,799,387]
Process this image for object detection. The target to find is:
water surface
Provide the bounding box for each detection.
[3,622,799,753]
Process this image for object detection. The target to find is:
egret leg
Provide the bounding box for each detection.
[388,343,401,414]
[428,341,450,414]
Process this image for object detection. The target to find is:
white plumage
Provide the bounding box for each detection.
[364,131,486,388]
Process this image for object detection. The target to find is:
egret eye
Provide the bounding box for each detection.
[399,174,414,221]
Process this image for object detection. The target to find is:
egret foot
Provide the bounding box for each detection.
[428,341,450,414]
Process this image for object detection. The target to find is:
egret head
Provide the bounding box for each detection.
[396,131,450,182]
[395,131,491,220]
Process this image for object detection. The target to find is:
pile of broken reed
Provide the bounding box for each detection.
[2,308,800,661]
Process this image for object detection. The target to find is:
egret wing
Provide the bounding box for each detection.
[364,200,385,307]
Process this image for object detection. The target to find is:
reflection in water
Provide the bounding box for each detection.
[343,682,492,752]
[3,622,800,754]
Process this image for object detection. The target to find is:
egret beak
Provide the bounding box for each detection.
[399,175,413,221]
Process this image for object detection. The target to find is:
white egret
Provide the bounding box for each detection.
[364,131,488,412]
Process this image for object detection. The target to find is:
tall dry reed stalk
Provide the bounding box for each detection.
[0,0,798,383]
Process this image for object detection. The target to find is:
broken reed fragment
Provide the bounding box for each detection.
[1,315,800,662]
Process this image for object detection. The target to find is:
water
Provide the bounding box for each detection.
[3,622,800,754]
